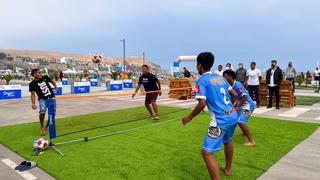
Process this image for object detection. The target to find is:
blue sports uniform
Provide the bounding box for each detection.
[196,72,238,153]
[232,81,255,124]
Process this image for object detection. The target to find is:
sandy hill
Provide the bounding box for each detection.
[0,49,160,68]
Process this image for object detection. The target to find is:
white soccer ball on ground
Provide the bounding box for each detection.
[33,138,49,151]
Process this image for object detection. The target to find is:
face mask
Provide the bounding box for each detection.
[226,67,230,70]
[289,64,292,67]
[239,65,243,68]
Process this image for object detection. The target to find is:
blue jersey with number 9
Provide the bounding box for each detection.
[196,72,235,128]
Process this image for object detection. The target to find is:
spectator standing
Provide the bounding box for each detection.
[225,63,233,71]
[214,65,224,76]
[266,60,283,109]
[246,62,262,108]
[285,62,297,91]
[236,62,247,84]
[183,67,191,78]
[315,67,320,93]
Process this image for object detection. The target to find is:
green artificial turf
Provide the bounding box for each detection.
[0,106,318,180]
[296,96,320,106]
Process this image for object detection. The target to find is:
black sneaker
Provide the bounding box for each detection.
[267,106,272,109]
[276,106,280,110]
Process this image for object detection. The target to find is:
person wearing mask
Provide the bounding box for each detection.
[183,67,191,78]
[214,65,224,76]
[225,63,233,71]
[266,60,283,109]
[236,62,247,85]
[246,62,262,108]
[285,62,297,91]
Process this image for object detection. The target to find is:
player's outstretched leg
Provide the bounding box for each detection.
[151,102,160,120]
[239,123,255,146]
[145,103,153,118]
[39,113,46,136]
[224,141,233,176]
[202,150,220,180]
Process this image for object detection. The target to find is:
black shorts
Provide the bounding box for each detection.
[145,92,158,104]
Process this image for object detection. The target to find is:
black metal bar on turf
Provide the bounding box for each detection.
[56,109,189,138]
[49,141,64,157]
[55,117,181,146]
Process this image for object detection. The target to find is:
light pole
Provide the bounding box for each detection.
[120,38,126,71]
[142,51,145,65]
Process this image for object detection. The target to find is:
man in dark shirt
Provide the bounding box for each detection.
[132,65,161,120]
[29,69,59,136]
[236,62,247,84]
[266,60,283,109]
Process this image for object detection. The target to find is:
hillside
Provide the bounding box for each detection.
[0,49,160,69]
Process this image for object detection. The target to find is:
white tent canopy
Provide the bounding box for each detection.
[63,69,77,74]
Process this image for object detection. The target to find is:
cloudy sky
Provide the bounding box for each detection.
[0,0,319,72]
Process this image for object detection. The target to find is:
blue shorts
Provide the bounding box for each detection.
[238,105,255,125]
[39,99,56,114]
[39,99,48,114]
[202,112,238,153]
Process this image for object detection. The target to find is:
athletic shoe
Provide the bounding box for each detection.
[153,116,160,121]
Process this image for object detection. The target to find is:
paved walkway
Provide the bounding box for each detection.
[0,144,55,180]
[258,127,320,180]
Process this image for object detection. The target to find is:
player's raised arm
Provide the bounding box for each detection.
[50,79,59,93]
[182,99,206,125]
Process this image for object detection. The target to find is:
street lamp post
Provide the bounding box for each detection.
[120,39,126,71]
[142,51,145,65]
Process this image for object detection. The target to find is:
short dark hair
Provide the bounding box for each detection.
[251,62,256,66]
[31,69,40,77]
[223,70,236,79]
[272,60,277,63]
[197,52,214,71]
[142,65,149,69]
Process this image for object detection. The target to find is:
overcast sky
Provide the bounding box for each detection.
[1,0,319,72]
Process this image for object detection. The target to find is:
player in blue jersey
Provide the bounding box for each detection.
[182,52,238,180]
[224,70,256,147]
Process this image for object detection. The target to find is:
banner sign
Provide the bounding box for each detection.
[110,80,123,91]
[73,82,90,94]
[123,79,133,88]
[0,85,22,100]
[47,99,56,139]
[62,78,69,85]
[90,79,99,86]
[50,82,63,95]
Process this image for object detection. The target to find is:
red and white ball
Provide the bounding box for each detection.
[34,138,49,150]
[92,54,102,64]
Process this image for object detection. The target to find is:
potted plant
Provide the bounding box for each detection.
[4,73,13,85]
